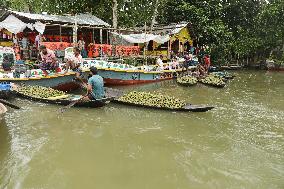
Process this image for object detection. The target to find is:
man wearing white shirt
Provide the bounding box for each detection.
[64,47,83,77]
[156,55,164,71]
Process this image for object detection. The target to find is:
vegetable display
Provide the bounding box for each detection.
[199,75,226,87]
[177,76,198,86]
[118,91,186,109]
[18,85,66,99]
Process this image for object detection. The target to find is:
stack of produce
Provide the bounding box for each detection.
[177,76,198,86]
[118,91,186,109]
[200,75,226,88]
[18,85,66,99]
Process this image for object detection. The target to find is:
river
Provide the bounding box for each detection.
[0,71,283,189]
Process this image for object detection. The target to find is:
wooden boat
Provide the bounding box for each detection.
[266,60,284,71]
[199,81,226,88]
[177,82,197,87]
[16,92,113,108]
[112,100,214,112]
[0,71,91,92]
[176,76,198,87]
[0,90,13,99]
[0,103,7,114]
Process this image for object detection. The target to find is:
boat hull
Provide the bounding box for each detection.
[98,69,174,86]
[112,100,214,112]
[16,92,112,108]
[0,72,90,91]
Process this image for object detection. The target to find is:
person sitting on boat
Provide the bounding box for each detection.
[2,55,13,73]
[156,55,164,71]
[83,66,105,101]
[171,57,179,70]
[182,53,191,74]
[39,45,60,76]
[64,47,83,78]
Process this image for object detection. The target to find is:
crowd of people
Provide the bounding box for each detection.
[155,47,211,78]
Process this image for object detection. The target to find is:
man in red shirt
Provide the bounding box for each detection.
[204,54,211,72]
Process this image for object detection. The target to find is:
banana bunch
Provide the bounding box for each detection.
[18,85,66,99]
[118,91,186,109]
[200,75,226,87]
[177,76,198,85]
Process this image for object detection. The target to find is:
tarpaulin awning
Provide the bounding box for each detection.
[0,14,46,34]
[112,32,170,44]
[0,15,27,34]
[9,11,111,27]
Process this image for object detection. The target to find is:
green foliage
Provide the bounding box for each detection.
[2,0,284,64]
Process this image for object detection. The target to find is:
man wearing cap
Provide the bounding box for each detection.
[83,66,105,100]
[39,45,59,76]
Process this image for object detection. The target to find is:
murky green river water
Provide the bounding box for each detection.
[0,71,283,189]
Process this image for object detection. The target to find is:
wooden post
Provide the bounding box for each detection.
[92,28,95,43]
[59,25,62,42]
[107,30,109,44]
[73,15,78,43]
[100,29,103,57]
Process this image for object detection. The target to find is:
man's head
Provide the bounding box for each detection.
[90,66,98,75]
[39,45,47,55]
[73,47,80,56]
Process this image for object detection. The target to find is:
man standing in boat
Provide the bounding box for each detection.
[39,45,60,76]
[83,67,105,101]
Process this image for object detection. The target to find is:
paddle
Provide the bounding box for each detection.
[58,77,89,113]
[0,99,21,110]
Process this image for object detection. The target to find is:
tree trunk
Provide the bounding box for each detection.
[112,0,118,29]
[150,0,160,32]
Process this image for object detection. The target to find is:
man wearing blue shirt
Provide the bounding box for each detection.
[84,67,105,100]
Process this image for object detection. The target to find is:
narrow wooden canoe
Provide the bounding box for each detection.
[198,81,226,88]
[16,92,113,108]
[112,100,214,112]
[0,103,7,114]
[177,81,197,87]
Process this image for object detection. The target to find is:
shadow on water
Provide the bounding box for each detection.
[0,116,12,188]
[0,117,10,163]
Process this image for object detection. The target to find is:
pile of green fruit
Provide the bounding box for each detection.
[18,85,66,99]
[177,76,198,85]
[118,91,186,109]
[200,75,226,87]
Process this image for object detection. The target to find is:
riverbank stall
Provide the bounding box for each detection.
[0,9,111,62]
[112,22,194,59]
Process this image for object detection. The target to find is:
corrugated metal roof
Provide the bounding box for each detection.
[9,10,110,27]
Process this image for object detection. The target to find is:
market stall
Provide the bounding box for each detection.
[0,10,111,62]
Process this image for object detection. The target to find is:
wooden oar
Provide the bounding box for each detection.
[0,99,21,109]
[58,77,88,113]
[58,94,87,113]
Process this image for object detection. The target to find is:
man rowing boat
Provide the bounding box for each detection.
[83,67,105,101]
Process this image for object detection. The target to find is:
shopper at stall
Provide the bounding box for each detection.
[21,34,29,49]
[39,45,59,76]
[78,37,87,58]
[35,33,45,49]
[64,47,83,77]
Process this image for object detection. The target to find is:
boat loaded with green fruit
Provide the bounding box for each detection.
[199,75,226,88]
[177,76,198,86]
[112,91,214,112]
[15,85,112,108]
